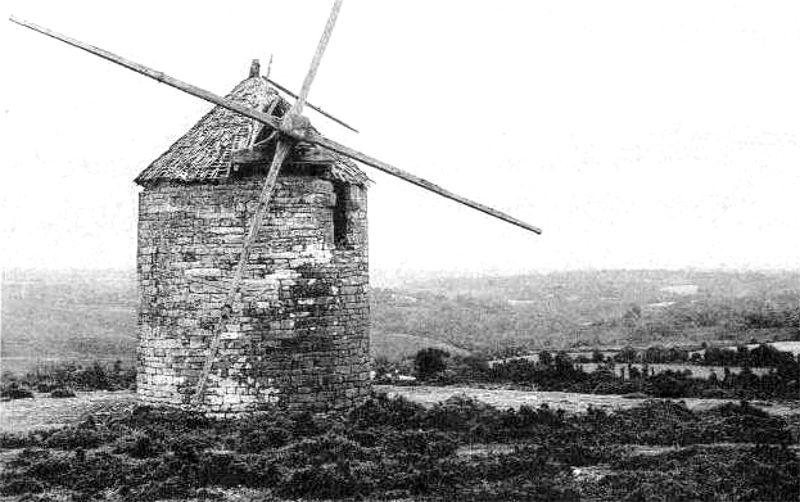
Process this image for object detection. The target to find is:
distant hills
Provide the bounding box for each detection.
[372,269,800,355]
[2,268,798,374]
[1,269,138,374]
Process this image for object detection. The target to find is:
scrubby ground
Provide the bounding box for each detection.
[4,386,798,435]
[1,394,798,501]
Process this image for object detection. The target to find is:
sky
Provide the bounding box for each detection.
[1,1,799,275]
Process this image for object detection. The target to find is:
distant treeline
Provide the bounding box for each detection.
[599,342,798,368]
[394,345,800,400]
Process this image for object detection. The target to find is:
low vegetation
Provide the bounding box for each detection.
[608,342,798,367]
[491,346,799,400]
[1,361,135,400]
[382,343,800,401]
[1,394,797,501]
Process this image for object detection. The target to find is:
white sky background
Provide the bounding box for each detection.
[1,1,798,275]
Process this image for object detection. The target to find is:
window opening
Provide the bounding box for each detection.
[333,182,350,249]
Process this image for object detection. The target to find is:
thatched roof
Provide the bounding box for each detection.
[134,75,367,186]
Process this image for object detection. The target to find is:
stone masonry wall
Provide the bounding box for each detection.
[136,176,370,415]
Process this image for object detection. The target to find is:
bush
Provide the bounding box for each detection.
[43,428,104,450]
[1,383,34,400]
[3,360,137,394]
[49,388,76,399]
[277,462,370,499]
[380,429,458,459]
[414,348,449,380]
[648,371,692,398]
[0,477,45,496]
[236,426,293,452]
[112,431,161,458]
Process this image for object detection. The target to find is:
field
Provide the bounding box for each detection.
[4,268,799,374]
[1,269,137,374]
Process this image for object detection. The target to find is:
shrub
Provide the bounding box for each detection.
[236,426,293,452]
[43,428,104,450]
[277,462,369,500]
[112,431,161,458]
[348,394,427,429]
[0,477,45,496]
[380,429,458,459]
[648,371,691,398]
[280,433,376,467]
[1,383,34,400]
[414,348,450,380]
[49,388,76,399]
[5,360,137,394]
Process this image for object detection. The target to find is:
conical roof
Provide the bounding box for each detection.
[134,74,367,186]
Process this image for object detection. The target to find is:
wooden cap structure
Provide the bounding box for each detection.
[134,70,368,187]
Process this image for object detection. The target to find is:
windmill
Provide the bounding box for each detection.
[10,1,541,414]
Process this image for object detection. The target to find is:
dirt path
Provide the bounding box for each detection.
[2,386,798,435]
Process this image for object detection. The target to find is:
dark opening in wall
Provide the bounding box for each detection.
[333,182,350,249]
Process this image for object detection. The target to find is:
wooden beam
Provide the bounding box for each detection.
[308,132,543,235]
[232,147,273,164]
[9,14,542,235]
[8,15,284,133]
[267,77,359,133]
[191,139,295,406]
[291,0,344,115]
[252,130,278,148]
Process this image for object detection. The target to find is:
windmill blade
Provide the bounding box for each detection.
[308,132,543,234]
[191,139,294,406]
[8,15,284,132]
[267,77,359,133]
[291,0,344,115]
[9,14,541,234]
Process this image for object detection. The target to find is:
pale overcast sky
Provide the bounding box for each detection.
[1,1,798,274]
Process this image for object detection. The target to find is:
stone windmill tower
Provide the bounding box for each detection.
[134,65,371,414]
[11,0,542,415]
